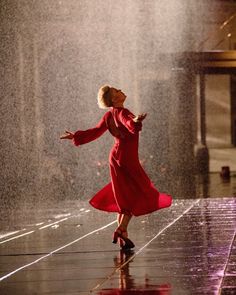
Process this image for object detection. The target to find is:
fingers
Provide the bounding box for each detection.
[60,132,74,139]
[138,113,146,117]
[60,134,68,139]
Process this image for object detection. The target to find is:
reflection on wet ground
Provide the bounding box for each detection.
[196,172,236,198]
[97,250,171,294]
[0,197,235,294]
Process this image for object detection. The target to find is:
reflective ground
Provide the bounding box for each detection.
[0,173,235,294]
[196,172,236,198]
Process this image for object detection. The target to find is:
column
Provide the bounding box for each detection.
[195,73,209,174]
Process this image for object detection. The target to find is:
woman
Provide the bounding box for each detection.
[60,85,172,250]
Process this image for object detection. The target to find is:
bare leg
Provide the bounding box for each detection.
[117,213,123,226]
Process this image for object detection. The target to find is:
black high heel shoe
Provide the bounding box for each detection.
[112,227,135,249]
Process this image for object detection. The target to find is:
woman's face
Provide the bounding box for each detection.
[110,87,126,104]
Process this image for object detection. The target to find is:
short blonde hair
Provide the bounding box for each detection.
[97,85,113,109]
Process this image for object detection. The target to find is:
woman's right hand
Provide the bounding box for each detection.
[60,130,74,140]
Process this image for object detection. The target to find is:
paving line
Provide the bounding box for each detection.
[0,220,117,282]
[0,209,94,243]
[91,199,200,292]
[0,231,35,245]
[0,215,78,244]
[217,230,236,295]
[39,217,69,230]
[0,231,21,240]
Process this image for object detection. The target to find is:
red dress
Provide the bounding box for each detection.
[73,107,172,216]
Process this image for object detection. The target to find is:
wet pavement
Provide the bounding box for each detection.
[195,172,236,199]
[0,197,235,295]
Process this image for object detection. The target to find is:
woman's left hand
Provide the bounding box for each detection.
[60,130,74,140]
[133,113,147,122]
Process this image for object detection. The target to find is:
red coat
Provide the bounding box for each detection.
[73,107,172,216]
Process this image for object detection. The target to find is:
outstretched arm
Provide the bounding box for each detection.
[118,109,146,134]
[60,114,108,146]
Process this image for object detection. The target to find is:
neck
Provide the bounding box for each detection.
[112,102,124,108]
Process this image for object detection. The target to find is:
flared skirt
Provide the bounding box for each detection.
[89,149,172,216]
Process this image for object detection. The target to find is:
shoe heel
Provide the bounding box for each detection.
[122,237,135,249]
[112,231,119,244]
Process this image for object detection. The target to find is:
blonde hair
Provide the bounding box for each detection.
[97,85,113,109]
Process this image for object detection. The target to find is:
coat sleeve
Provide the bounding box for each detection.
[72,113,108,146]
[118,108,142,134]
